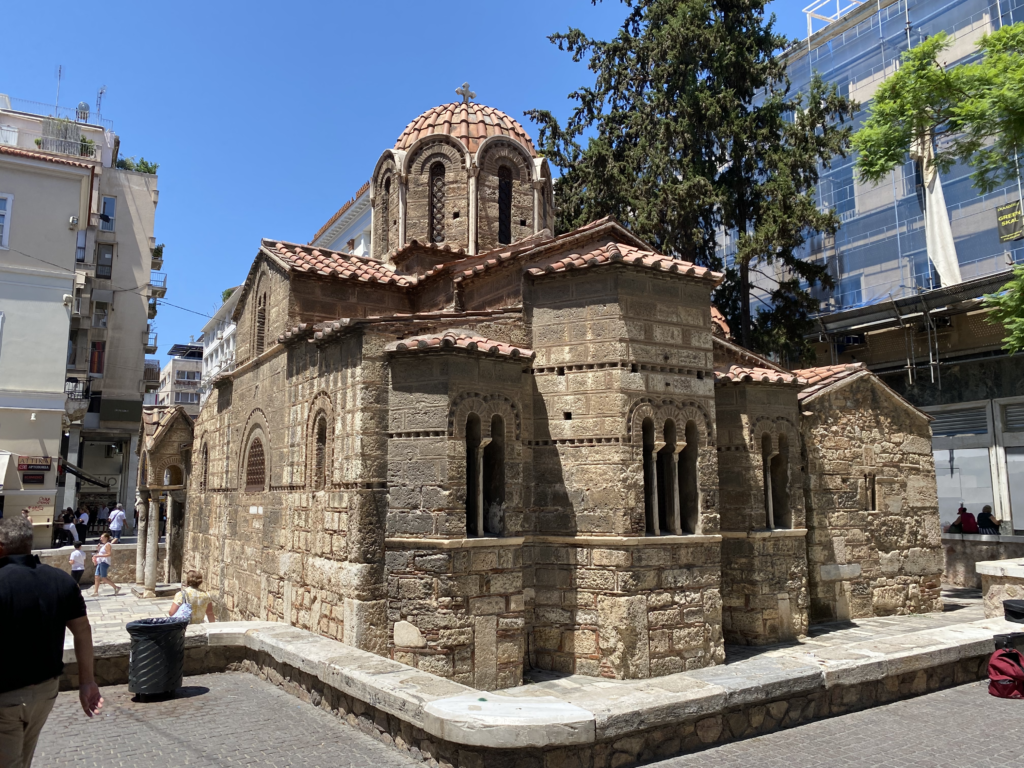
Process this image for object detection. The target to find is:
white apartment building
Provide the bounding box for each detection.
[309,180,371,255]
[156,343,203,417]
[199,288,241,405]
[0,94,162,536]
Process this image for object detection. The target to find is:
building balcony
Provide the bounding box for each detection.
[143,359,160,383]
[151,243,164,270]
[149,272,167,298]
[64,379,90,400]
[143,329,158,354]
[148,299,158,319]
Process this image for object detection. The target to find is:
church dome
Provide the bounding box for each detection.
[394,102,537,157]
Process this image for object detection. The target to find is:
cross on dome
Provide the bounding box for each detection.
[456,82,476,104]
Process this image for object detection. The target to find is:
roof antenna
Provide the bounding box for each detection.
[96,85,107,116]
[55,64,63,111]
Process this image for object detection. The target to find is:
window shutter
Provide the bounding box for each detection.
[930,407,988,437]
[1005,404,1024,432]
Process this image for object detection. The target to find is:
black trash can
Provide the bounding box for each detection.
[126,617,188,696]
[1004,599,1024,624]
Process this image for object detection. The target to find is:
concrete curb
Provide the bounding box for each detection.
[67,614,1019,751]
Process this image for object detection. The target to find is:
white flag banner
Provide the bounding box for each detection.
[911,134,962,288]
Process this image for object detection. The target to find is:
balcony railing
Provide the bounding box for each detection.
[64,379,90,400]
[1,96,114,129]
[143,360,161,382]
[143,330,158,353]
[149,272,167,298]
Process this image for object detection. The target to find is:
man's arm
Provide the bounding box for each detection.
[66,616,103,716]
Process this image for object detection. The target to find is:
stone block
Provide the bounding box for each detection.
[394,620,427,648]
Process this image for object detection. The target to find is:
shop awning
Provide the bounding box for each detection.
[59,459,113,488]
[0,453,10,492]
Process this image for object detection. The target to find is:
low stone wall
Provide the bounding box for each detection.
[942,534,1024,588]
[976,559,1024,619]
[35,542,166,587]
[59,616,1014,768]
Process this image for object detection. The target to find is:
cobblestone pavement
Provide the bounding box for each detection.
[658,680,1024,768]
[35,672,419,768]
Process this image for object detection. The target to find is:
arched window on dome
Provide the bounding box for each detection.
[381,177,391,253]
[255,291,267,356]
[498,165,513,245]
[429,162,446,244]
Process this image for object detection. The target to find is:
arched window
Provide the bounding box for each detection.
[642,418,658,535]
[381,177,391,253]
[255,292,267,356]
[139,452,148,489]
[771,434,791,528]
[483,415,505,535]
[466,414,481,536]
[429,162,446,244]
[313,415,327,490]
[246,437,266,492]
[200,445,209,492]
[657,420,678,535]
[679,420,700,534]
[164,465,183,486]
[497,165,513,245]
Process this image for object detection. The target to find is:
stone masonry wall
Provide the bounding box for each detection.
[527,539,725,678]
[477,140,535,252]
[802,375,943,622]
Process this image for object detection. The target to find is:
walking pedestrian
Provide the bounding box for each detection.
[69,543,85,586]
[75,507,89,544]
[96,503,109,530]
[107,504,126,543]
[90,534,119,597]
[61,509,79,545]
[0,516,103,768]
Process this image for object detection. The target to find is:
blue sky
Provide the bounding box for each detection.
[3,0,811,359]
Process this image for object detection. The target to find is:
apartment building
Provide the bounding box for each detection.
[156,343,203,417]
[768,0,1024,532]
[0,94,163,533]
[199,288,241,405]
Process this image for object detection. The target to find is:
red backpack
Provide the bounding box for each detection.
[988,648,1024,698]
[961,511,979,534]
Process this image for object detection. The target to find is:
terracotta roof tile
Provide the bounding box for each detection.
[714,364,802,385]
[395,102,537,156]
[523,241,721,283]
[0,145,94,169]
[262,240,411,287]
[792,363,866,399]
[386,330,534,359]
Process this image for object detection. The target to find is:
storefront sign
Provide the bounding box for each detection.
[997,200,1024,243]
[21,473,46,484]
[17,456,51,471]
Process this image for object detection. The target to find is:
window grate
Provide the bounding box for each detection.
[498,166,512,245]
[429,163,446,244]
[930,407,989,437]
[246,438,265,492]
[1005,404,1024,432]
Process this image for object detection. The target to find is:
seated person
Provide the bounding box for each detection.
[978,505,1001,535]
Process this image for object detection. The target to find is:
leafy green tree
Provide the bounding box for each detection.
[221,287,236,303]
[527,0,855,362]
[853,23,1024,352]
[116,155,159,174]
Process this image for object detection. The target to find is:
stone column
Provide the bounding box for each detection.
[475,437,491,537]
[61,425,81,512]
[144,495,161,597]
[167,493,185,584]
[135,491,149,585]
[398,173,408,248]
[122,434,140,534]
[468,166,479,255]
[670,446,683,535]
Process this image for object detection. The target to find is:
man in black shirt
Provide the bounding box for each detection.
[0,516,103,767]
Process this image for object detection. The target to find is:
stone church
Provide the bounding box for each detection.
[184,97,943,690]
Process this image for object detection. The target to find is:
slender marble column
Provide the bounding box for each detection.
[144,496,160,597]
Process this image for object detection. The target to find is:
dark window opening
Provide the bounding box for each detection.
[497,166,512,245]
[563,412,572,420]
[519,218,527,227]
[381,177,391,253]
[89,341,105,375]
[556,367,565,376]
[429,162,446,244]
[643,418,658,535]
[255,293,267,356]
[314,416,327,490]
[452,211,460,219]
[246,437,266,492]
[200,446,209,492]
[679,420,700,534]
[763,433,791,528]
[96,244,113,279]
[631,363,639,373]
[657,420,677,535]
[866,473,876,511]
[483,415,505,535]
[466,414,481,536]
